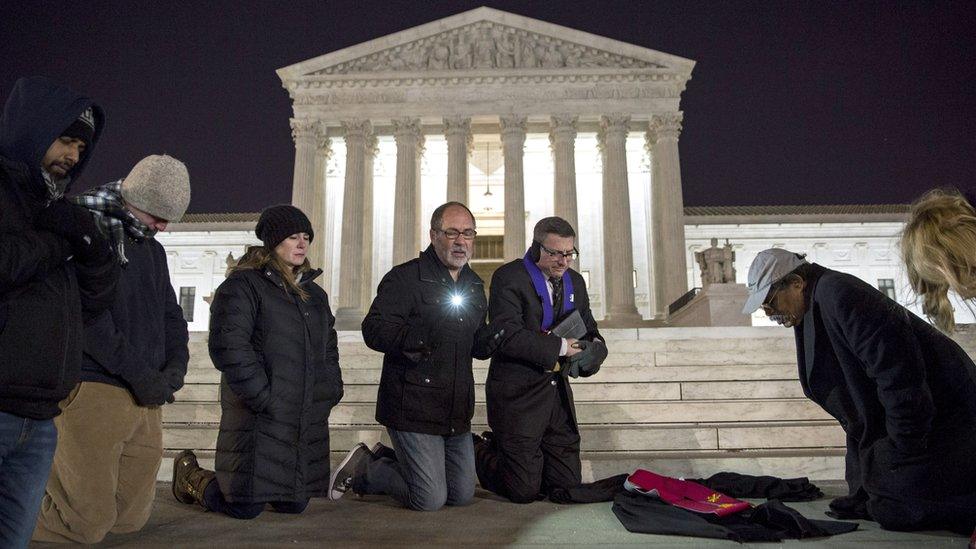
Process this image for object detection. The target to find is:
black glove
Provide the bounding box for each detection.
[34,201,112,264]
[564,339,608,378]
[473,325,506,360]
[401,324,433,363]
[126,368,174,407]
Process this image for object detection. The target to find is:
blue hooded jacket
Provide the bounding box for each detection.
[0,76,115,420]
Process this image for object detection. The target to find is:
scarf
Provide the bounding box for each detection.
[41,169,68,204]
[73,180,154,265]
[522,250,575,331]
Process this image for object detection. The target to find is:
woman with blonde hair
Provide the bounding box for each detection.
[171,204,343,519]
[901,188,976,333]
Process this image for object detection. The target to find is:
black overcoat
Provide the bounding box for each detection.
[363,246,489,436]
[484,259,602,435]
[796,264,976,532]
[208,267,343,503]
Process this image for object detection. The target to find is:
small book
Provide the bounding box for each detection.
[550,309,586,340]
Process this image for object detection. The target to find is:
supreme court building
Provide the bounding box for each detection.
[277,7,694,328]
[157,8,976,333]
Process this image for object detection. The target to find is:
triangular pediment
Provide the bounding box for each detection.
[278,7,694,80]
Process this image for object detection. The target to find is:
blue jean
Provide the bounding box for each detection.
[203,481,309,520]
[0,411,58,549]
[360,428,475,511]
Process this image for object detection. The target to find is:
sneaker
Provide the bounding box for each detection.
[370,441,396,462]
[329,443,371,500]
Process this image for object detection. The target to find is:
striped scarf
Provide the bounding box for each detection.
[73,180,155,265]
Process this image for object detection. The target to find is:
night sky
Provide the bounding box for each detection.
[2,1,973,214]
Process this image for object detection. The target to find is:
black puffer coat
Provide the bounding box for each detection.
[209,266,343,503]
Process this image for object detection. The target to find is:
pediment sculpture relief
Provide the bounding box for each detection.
[315,22,663,75]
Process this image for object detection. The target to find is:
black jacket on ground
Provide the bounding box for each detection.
[80,235,189,405]
[0,76,116,420]
[484,259,601,435]
[209,267,343,503]
[363,246,490,436]
[796,264,976,533]
[612,491,858,542]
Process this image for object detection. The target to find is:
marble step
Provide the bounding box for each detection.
[163,421,846,453]
[162,398,832,425]
[174,379,806,403]
[156,447,846,483]
[182,363,801,385]
[186,345,801,369]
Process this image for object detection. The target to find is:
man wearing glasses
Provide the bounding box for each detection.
[473,216,606,503]
[331,202,499,511]
[743,248,976,536]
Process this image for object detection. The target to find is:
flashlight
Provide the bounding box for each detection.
[450,294,464,307]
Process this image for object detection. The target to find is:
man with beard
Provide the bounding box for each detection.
[0,76,117,548]
[473,216,607,503]
[331,202,498,511]
[743,248,976,536]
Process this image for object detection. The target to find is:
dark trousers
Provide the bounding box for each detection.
[475,389,581,503]
[203,482,308,520]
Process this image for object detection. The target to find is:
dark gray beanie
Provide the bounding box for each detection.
[256,204,314,249]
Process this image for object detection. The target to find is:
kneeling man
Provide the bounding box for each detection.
[743,248,976,535]
[474,217,607,503]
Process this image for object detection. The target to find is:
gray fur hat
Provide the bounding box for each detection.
[121,154,191,222]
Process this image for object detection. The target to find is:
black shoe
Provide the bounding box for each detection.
[370,441,396,462]
[330,443,371,500]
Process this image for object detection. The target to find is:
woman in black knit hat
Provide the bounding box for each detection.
[171,204,344,519]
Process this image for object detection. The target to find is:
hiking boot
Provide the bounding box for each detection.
[329,443,371,500]
[172,449,215,509]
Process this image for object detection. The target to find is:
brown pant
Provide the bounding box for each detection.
[32,382,163,544]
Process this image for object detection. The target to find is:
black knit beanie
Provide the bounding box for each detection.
[61,107,95,147]
[256,204,314,249]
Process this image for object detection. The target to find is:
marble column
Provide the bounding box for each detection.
[549,115,579,232]
[599,114,642,326]
[392,118,425,266]
[289,118,318,217]
[501,115,527,260]
[335,119,372,329]
[444,116,472,205]
[649,112,689,317]
[309,133,331,281]
[361,133,378,309]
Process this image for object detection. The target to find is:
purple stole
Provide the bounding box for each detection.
[522,250,575,332]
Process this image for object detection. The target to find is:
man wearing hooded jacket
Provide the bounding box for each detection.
[0,76,118,548]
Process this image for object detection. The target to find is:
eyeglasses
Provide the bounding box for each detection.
[761,285,782,313]
[539,243,579,261]
[436,228,477,241]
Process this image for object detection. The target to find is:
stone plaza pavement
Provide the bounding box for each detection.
[29,480,967,548]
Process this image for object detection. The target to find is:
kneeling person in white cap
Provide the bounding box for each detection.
[743,248,976,537]
[33,155,191,544]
